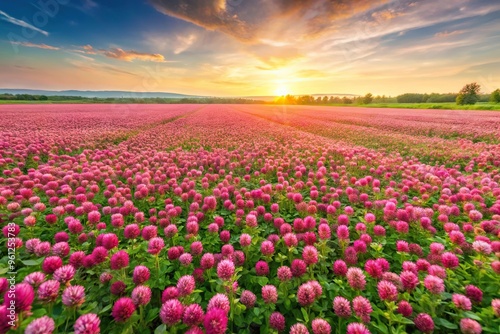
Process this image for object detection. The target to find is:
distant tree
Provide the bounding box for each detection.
[456,82,481,105]
[285,94,296,104]
[362,93,373,104]
[342,96,353,104]
[322,96,329,104]
[315,97,322,104]
[490,89,500,103]
[39,95,48,101]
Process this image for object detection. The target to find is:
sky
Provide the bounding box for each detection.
[0,0,499,97]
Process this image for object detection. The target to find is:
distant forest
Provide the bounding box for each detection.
[0,91,496,105]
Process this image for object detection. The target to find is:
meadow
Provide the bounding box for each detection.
[0,104,499,334]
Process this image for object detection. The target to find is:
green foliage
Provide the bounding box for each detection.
[362,93,374,104]
[456,82,481,105]
[490,89,500,103]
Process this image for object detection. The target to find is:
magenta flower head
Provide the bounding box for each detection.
[53,265,76,284]
[38,280,60,304]
[183,303,204,327]
[290,323,310,334]
[337,225,349,240]
[240,290,257,308]
[400,271,419,291]
[364,260,382,279]
[217,259,235,280]
[177,275,196,297]
[52,242,70,257]
[23,272,46,288]
[62,285,85,307]
[110,250,130,270]
[255,260,269,276]
[377,280,398,302]
[207,293,230,314]
[42,256,63,274]
[298,282,317,307]
[303,245,319,266]
[346,323,371,334]
[110,281,126,296]
[333,260,348,276]
[441,252,459,269]
[185,327,204,334]
[460,318,482,334]
[277,266,292,281]
[397,300,413,317]
[131,286,152,306]
[283,233,298,247]
[25,316,55,334]
[112,297,136,323]
[142,225,158,241]
[346,267,366,290]
[452,294,472,311]
[0,306,15,333]
[246,214,258,228]
[312,318,331,334]
[262,285,278,304]
[190,241,203,256]
[133,265,150,285]
[147,237,165,255]
[465,285,483,304]
[291,259,307,278]
[124,224,140,239]
[414,313,434,333]
[88,210,101,224]
[161,287,179,303]
[69,251,86,269]
[333,296,351,318]
[424,275,445,294]
[179,253,193,266]
[269,312,286,332]
[239,233,252,247]
[201,253,215,269]
[160,299,184,326]
[99,272,113,284]
[492,299,500,317]
[353,296,373,323]
[35,242,51,257]
[204,307,228,334]
[74,314,100,334]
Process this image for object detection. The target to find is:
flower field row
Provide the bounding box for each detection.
[0,104,499,334]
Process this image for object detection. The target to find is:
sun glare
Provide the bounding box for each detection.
[275,86,288,96]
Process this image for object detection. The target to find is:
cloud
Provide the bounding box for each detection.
[435,30,466,38]
[149,0,388,44]
[101,48,165,62]
[12,42,59,50]
[174,34,197,54]
[80,45,166,62]
[371,9,405,21]
[0,10,49,36]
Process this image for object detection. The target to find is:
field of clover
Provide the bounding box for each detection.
[0,103,499,334]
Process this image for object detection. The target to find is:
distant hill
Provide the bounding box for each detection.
[0,89,360,101]
[0,89,202,99]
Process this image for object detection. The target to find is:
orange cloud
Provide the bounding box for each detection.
[434,30,465,38]
[80,45,165,62]
[101,48,165,62]
[12,42,59,50]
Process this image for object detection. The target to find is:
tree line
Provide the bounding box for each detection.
[274,84,499,106]
[0,94,264,104]
[2,83,499,105]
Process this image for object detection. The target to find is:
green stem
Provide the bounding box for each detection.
[155,254,160,279]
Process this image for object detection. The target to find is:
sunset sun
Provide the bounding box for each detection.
[275,86,289,96]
